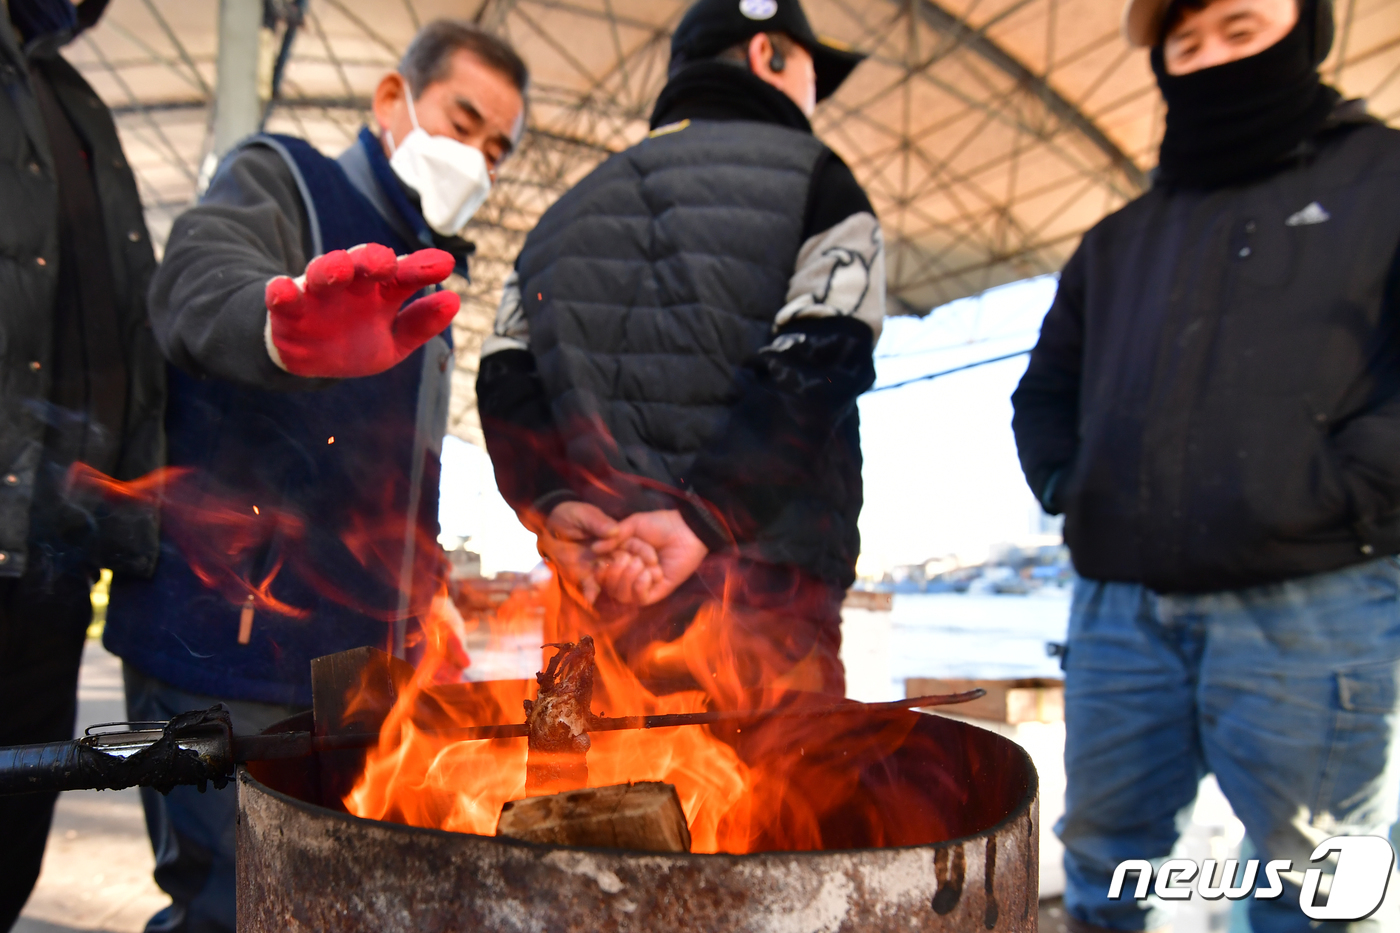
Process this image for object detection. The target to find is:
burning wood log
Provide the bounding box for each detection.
[523,637,596,795]
[496,781,691,853]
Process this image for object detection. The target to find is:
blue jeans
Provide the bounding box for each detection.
[1059,559,1400,933]
[123,664,302,933]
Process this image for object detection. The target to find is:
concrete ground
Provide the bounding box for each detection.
[14,640,169,933]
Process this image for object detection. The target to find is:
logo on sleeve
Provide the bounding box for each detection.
[740,0,779,19]
[1285,202,1331,227]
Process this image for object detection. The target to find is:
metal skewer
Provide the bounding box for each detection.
[234,689,987,759]
[0,689,987,795]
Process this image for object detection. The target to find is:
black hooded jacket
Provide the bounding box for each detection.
[1012,100,1400,593]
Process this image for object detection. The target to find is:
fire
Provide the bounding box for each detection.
[73,462,952,854]
[68,463,309,618]
[67,463,442,625]
[345,581,752,851]
[345,559,939,854]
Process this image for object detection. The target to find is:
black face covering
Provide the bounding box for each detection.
[1153,2,1340,189]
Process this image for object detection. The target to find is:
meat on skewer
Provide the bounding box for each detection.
[523,637,596,795]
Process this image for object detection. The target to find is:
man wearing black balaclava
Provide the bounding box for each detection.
[1013,1,1400,931]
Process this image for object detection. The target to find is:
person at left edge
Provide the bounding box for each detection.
[0,0,165,928]
[103,22,528,933]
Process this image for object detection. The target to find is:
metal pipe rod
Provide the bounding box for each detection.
[0,740,91,795]
[0,709,233,796]
[213,0,263,156]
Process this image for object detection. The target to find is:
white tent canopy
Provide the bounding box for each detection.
[68,0,1400,440]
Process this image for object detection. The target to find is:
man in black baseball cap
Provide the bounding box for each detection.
[670,0,865,103]
[477,0,882,700]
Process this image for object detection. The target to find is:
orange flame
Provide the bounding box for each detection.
[73,451,951,854]
[346,555,941,854]
[335,414,948,853]
[67,463,441,625]
[68,464,310,617]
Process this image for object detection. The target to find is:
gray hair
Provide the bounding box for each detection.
[399,20,529,98]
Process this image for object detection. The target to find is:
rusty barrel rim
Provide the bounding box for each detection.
[238,710,1039,862]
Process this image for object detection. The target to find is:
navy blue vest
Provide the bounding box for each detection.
[106,132,454,707]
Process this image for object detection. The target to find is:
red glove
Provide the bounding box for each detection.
[264,244,460,378]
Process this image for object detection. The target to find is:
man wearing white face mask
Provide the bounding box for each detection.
[385,85,495,242]
[102,21,527,933]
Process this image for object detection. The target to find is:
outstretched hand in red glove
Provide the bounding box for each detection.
[264,244,460,378]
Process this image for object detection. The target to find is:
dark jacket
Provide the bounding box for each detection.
[1012,102,1400,594]
[477,63,884,588]
[105,130,459,706]
[0,22,163,580]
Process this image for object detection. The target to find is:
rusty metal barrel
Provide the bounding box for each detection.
[236,707,1038,932]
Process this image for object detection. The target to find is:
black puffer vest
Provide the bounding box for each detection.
[515,119,828,514]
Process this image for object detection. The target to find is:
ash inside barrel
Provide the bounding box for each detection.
[523,636,596,795]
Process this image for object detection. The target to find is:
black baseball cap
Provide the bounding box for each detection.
[671,0,867,102]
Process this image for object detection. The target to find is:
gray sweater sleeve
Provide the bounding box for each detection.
[148,145,334,391]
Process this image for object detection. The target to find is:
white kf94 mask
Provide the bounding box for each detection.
[386,86,493,237]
